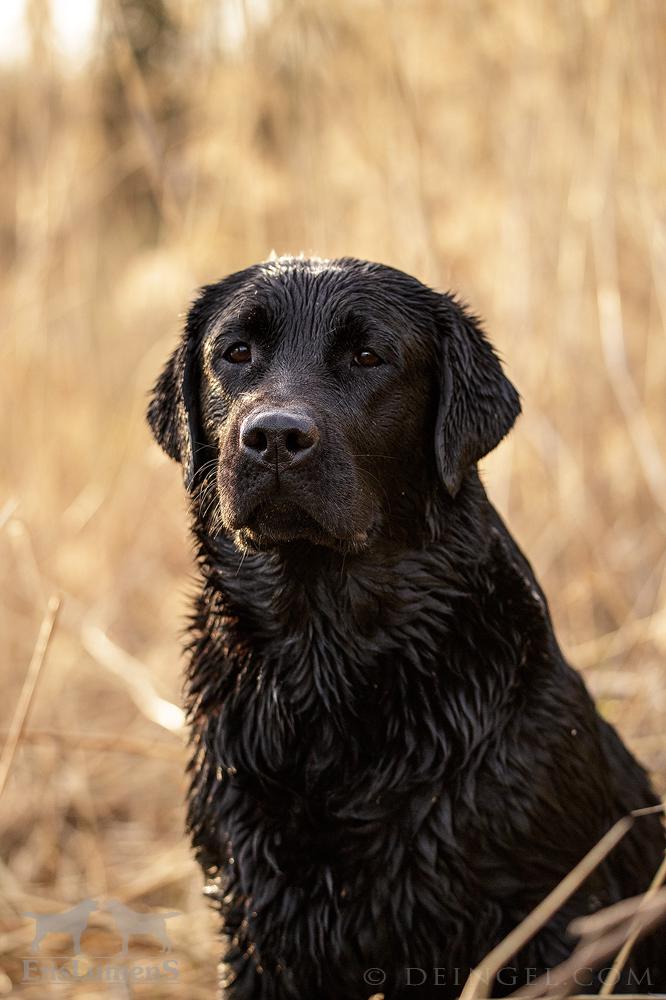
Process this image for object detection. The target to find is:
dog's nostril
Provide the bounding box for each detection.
[285,429,316,454]
[243,427,269,452]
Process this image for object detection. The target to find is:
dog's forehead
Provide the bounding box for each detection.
[256,261,362,331]
[211,258,434,352]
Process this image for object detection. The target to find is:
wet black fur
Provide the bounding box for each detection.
[148,257,665,999]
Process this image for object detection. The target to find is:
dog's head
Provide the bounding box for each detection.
[148,256,520,552]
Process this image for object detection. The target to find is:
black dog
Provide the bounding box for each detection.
[148,256,665,999]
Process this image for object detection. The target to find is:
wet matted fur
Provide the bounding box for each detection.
[147,256,665,999]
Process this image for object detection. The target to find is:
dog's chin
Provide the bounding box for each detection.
[245,500,327,546]
[230,499,370,553]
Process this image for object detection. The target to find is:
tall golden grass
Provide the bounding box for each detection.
[1,1,664,996]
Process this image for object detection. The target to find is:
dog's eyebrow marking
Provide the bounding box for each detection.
[320,311,403,358]
[203,303,275,359]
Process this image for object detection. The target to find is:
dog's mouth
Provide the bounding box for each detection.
[236,498,373,552]
[243,499,329,546]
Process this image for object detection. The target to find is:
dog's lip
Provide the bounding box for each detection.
[224,491,374,549]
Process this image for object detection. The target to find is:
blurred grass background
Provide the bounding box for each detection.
[1,0,665,995]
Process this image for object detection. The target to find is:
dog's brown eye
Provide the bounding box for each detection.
[353,349,383,367]
[224,342,252,364]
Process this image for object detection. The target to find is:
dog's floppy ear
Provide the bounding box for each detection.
[435,295,521,496]
[148,271,253,488]
[147,286,218,492]
[147,334,199,490]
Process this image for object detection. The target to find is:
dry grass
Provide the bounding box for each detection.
[1,0,665,996]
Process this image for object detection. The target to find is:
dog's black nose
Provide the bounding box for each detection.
[240,410,320,466]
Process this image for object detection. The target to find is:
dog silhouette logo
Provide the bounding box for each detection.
[23,899,98,955]
[102,900,180,956]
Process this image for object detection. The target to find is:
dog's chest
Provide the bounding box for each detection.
[200,542,540,881]
[219,628,515,888]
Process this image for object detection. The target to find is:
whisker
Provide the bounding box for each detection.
[235,549,248,576]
